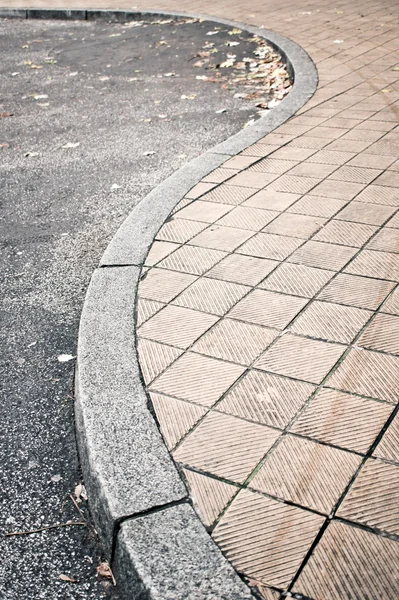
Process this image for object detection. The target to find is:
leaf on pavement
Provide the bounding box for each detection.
[60,574,77,583]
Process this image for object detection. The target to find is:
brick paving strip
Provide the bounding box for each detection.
[3,1,399,598]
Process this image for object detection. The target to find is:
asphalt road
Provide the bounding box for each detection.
[0,16,273,599]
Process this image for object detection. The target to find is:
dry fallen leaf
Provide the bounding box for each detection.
[0,112,13,118]
[143,151,155,156]
[57,354,75,362]
[97,561,116,585]
[60,574,77,583]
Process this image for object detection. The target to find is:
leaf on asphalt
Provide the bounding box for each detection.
[111,183,122,190]
[97,562,114,581]
[228,28,242,35]
[57,354,75,362]
[69,71,78,76]
[44,58,57,64]
[61,142,80,149]
[143,151,155,155]
[108,33,121,37]
[60,574,77,583]
[163,72,176,77]
[74,482,88,501]
[226,41,240,47]
[24,151,39,157]
[0,112,14,118]
[98,75,110,81]
[22,44,29,49]
[206,31,218,36]
[32,94,48,100]
[0,143,9,149]
[11,72,20,76]
[216,108,227,113]
[181,94,196,100]
[30,64,43,69]
[51,474,62,483]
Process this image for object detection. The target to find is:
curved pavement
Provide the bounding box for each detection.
[132,0,399,598]
[2,0,399,598]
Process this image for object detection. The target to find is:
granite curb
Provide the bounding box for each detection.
[1,8,318,598]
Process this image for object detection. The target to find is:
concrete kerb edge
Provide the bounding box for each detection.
[2,8,318,598]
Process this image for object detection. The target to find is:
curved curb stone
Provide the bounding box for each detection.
[1,8,317,598]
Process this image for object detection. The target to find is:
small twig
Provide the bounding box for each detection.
[6,521,86,537]
[69,494,87,522]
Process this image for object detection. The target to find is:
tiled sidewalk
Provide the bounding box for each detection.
[133,1,399,597]
[3,0,398,597]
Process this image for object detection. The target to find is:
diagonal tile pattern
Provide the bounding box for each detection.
[250,435,361,514]
[132,2,399,593]
[174,412,280,483]
[213,489,324,589]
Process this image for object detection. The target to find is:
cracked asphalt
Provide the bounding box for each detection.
[0,15,265,599]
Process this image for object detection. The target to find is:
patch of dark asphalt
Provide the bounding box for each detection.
[0,17,287,599]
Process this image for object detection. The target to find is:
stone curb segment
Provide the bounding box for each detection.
[0,9,318,599]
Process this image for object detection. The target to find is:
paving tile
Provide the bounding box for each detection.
[308,149,356,165]
[151,352,244,407]
[291,300,371,344]
[345,249,399,281]
[373,170,399,187]
[367,227,399,253]
[241,143,280,157]
[173,412,279,483]
[348,153,396,169]
[171,197,192,215]
[287,194,347,218]
[173,277,249,316]
[219,370,315,429]
[213,489,324,589]
[155,218,207,243]
[267,174,320,194]
[247,157,297,174]
[328,139,373,153]
[158,244,227,275]
[216,206,279,231]
[358,313,399,355]
[183,469,237,527]
[145,240,181,266]
[309,179,365,200]
[138,267,197,303]
[387,212,399,228]
[260,263,333,298]
[243,189,300,211]
[327,347,399,403]
[263,213,325,239]
[313,219,377,246]
[288,241,357,271]
[338,458,399,535]
[223,156,258,170]
[203,167,238,184]
[238,233,302,261]
[137,339,183,384]
[288,162,337,178]
[185,182,216,199]
[136,297,165,327]
[374,413,399,463]
[189,225,253,252]
[355,184,399,206]
[381,287,399,315]
[319,274,394,310]
[293,521,399,600]
[207,253,277,286]
[200,185,258,206]
[226,171,277,189]
[229,289,308,330]
[255,333,345,384]
[289,136,330,149]
[138,305,217,349]
[251,435,361,514]
[272,146,317,161]
[193,318,277,366]
[291,388,392,453]
[304,125,347,139]
[149,392,207,449]
[336,201,396,225]
[328,165,381,184]
[175,199,232,223]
